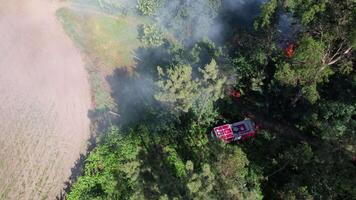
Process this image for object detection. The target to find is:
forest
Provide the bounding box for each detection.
[67,0,356,199]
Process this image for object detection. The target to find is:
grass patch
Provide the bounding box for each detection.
[71,0,135,15]
[56,6,146,110]
[87,62,115,111]
[56,7,141,70]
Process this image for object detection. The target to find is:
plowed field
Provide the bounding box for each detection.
[0,0,91,199]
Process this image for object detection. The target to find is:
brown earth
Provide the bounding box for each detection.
[0,0,91,199]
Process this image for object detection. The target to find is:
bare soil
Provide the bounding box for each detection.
[0,0,91,199]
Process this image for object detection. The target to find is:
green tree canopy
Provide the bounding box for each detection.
[138,24,165,47]
[275,36,333,103]
[155,59,226,113]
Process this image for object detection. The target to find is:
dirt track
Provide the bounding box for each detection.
[0,0,91,199]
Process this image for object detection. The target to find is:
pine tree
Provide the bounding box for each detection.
[155,64,198,112]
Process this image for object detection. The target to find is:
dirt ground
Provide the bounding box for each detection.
[0,0,91,199]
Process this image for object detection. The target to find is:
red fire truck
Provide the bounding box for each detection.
[211,119,259,143]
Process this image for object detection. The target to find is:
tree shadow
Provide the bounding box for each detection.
[133,46,173,78]
[215,0,266,43]
[136,130,191,199]
[138,144,187,199]
[106,67,156,127]
[222,0,264,28]
[57,98,122,200]
[104,44,176,128]
[56,129,97,200]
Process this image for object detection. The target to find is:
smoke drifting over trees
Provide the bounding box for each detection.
[82,0,269,45]
[154,0,221,44]
[146,0,267,45]
[65,0,355,199]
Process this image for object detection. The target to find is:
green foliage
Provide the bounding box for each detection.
[275,36,333,103]
[67,127,141,200]
[282,0,329,25]
[279,143,313,170]
[275,62,298,86]
[339,60,354,75]
[186,163,216,200]
[163,146,187,178]
[299,100,356,140]
[255,0,278,29]
[153,0,222,43]
[217,148,249,184]
[138,24,165,47]
[215,147,263,200]
[277,185,314,200]
[186,120,212,150]
[292,36,328,85]
[155,59,226,113]
[191,38,224,66]
[280,0,355,59]
[272,142,356,199]
[300,3,326,25]
[232,56,267,93]
[350,26,356,49]
[301,84,319,103]
[136,0,164,16]
[199,59,226,100]
[155,64,198,112]
[292,36,326,77]
[251,72,266,93]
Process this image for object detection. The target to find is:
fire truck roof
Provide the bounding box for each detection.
[213,124,234,142]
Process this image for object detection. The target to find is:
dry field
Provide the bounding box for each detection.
[0,0,91,199]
